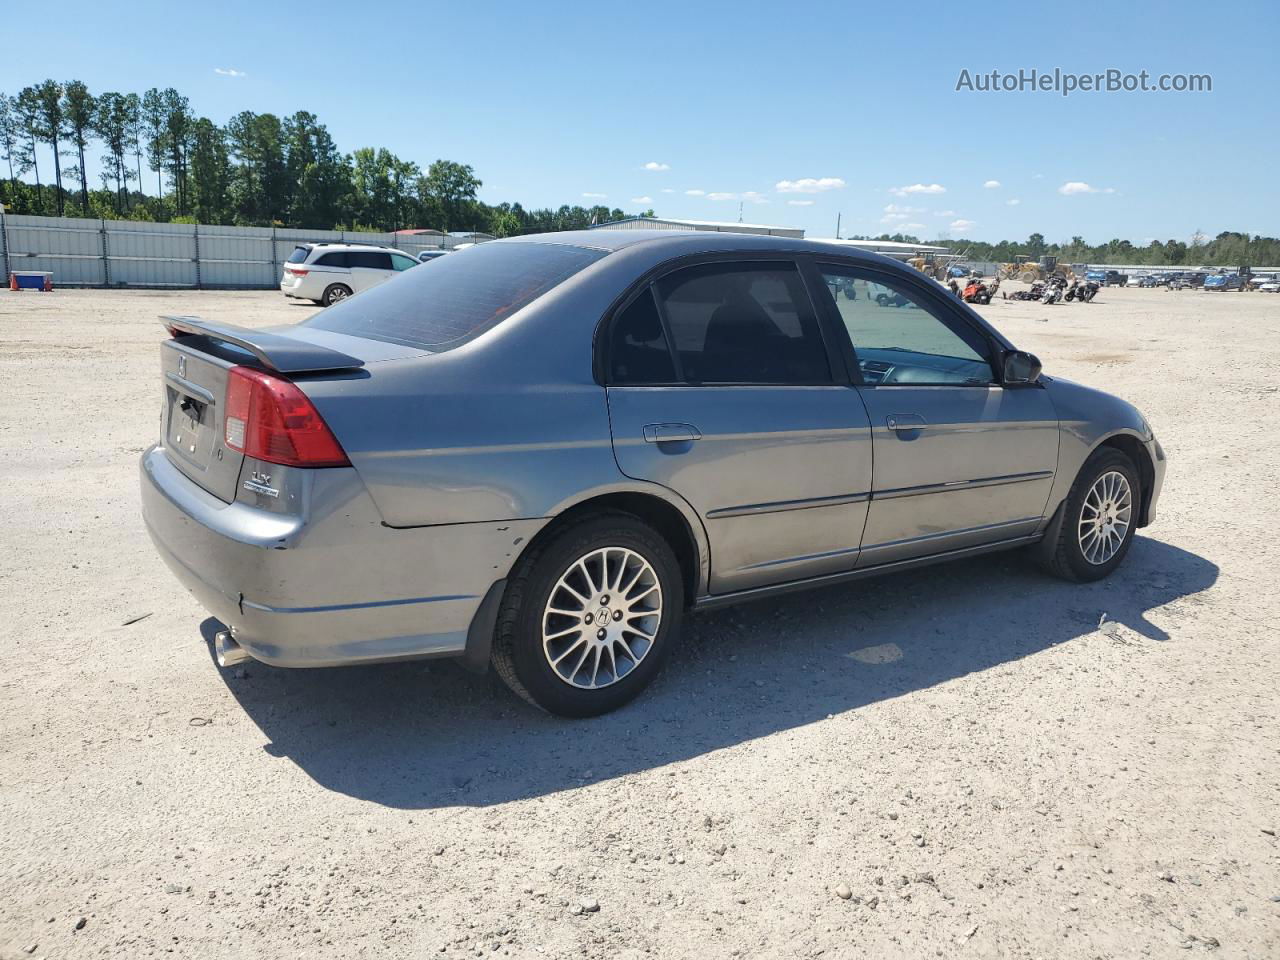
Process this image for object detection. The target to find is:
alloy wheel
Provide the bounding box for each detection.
[1078,470,1133,565]
[541,547,663,689]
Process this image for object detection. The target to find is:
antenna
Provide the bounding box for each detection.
[835,212,842,239]
[738,201,744,223]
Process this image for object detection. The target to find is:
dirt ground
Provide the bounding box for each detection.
[1,282,1277,960]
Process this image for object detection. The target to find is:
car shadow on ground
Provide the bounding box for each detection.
[207,536,1216,810]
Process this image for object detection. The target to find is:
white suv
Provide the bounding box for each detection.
[280,243,419,306]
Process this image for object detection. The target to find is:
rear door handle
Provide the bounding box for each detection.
[886,414,927,433]
[643,422,702,443]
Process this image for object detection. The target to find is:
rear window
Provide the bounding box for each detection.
[304,242,607,351]
[287,246,311,264]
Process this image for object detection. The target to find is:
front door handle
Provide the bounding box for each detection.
[643,422,702,443]
[886,414,927,433]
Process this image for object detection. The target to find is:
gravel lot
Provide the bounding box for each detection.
[1,283,1277,959]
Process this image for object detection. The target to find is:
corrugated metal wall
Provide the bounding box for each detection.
[0,214,471,289]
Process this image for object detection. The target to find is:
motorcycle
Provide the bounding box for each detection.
[962,278,998,305]
[1079,280,1100,302]
[1042,278,1065,304]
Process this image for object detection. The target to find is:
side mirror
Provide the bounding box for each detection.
[1002,349,1042,385]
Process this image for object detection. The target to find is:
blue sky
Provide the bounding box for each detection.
[3,0,1276,242]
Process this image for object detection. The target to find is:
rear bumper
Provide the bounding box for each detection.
[139,445,544,668]
[280,278,308,299]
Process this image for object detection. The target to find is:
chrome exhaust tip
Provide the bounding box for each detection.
[214,630,252,668]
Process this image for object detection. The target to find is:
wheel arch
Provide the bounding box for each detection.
[520,487,709,605]
[1095,431,1156,527]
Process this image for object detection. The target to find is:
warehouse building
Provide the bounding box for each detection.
[823,238,952,260]
[589,216,805,239]
[588,217,953,263]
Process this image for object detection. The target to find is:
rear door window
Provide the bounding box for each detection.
[349,251,393,270]
[653,261,830,384]
[314,252,349,268]
[390,253,418,271]
[305,241,607,351]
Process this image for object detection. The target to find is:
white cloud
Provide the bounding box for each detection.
[881,212,909,224]
[1058,181,1115,195]
[660,188,675,194]
[706,192,736,201]
[884,203,923,214]
[741,191,769,204]
[890,183,946,197]
[684,189,705,196]
[775,177,846,194]
[950,219,976,232]
[787,199,815,206]
[900,223,926,230]
[631,196,652,204]
[214,67,246,78]
[1006,198,1021,206]
[983,180,1001,189]
[581,192,607,199]
[1032,173,1045,179]
[934,209,956,217]
[642,161,670,171]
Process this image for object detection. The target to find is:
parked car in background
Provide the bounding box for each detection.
[1085,269,1107,285]
[417,250,450,263]
[143,231,1165,717]
[1203,273,1242,291]
[1104,270,1128,287]
[1138,274,1163,288]
[1257,279,1280,293]
[280,243,420,306]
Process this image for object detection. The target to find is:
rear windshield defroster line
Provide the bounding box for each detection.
[303,242,607,351]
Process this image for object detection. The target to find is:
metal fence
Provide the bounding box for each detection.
[0,213,473,289]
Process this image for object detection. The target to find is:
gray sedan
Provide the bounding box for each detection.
[141,230,1165,716]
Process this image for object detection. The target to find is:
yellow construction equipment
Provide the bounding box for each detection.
[998,261,1075,283]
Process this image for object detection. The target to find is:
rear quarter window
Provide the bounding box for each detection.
[304,241,607,351]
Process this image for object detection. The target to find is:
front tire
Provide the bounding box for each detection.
[492,513,684,717]
[1040,448,1140,582]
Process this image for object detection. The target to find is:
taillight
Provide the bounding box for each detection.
[224,366,350,468]
[286,266,309,276]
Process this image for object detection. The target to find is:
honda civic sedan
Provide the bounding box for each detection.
[141,230,1165,716]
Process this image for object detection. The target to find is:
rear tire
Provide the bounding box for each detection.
[321,283,352,307]
[491,513,684,717]
[1039,448,1140,582]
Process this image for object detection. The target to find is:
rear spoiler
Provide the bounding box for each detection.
[161,315,364,374]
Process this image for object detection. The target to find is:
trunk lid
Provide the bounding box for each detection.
[160,339,245,503]
[157,316,378,503]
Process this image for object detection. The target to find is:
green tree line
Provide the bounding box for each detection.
[858,230,1280,268]
[0,79,651,236]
